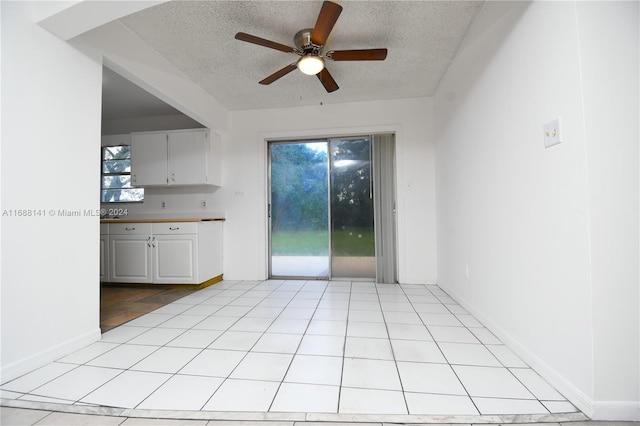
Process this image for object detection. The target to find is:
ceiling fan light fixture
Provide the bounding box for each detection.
[297,54,324,75]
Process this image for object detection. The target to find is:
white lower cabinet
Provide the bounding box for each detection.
[104,221,222,285]
[152,222,198,284]
[109,223,153,283]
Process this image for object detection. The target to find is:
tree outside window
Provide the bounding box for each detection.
[101,145,144,203]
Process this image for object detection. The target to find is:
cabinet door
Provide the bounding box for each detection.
[109,235,153,283]
[131,132,168,186]
[197,221,223,279]
[168,130,208,185]
[100,234,109,282]
[152,234,198,284]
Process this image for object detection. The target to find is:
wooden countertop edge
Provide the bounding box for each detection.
[101,218,225,224]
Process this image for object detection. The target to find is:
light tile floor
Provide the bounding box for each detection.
[1,280,588,423]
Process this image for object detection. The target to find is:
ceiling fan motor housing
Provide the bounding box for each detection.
[295,29,322,54]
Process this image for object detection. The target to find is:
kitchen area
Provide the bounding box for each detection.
[99,68,225,331]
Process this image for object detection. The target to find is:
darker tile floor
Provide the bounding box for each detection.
[100,285,198,332]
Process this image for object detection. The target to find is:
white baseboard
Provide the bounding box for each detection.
[1,328,101,384]
[438,284,595,418]
[592,400,640,421]
[440,284,640,421]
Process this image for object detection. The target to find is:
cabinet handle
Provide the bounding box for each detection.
[169,227,180,231]
[151,237,156,248]
[126,227,135,231]
[171,173,176,182]
[146,236,151,247]
[132,174,136,184]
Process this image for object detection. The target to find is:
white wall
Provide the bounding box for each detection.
[1,1,103,380]
[434,1,639,420]
[575,2,639,419]
[212,98,437,284]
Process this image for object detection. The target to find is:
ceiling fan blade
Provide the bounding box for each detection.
[329,48,388,61]
[235,32,296,53]
[259,64,297,85]
[310,1,343,46]
[316,68,339,93]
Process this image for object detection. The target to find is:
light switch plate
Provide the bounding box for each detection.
[543,117,562,148]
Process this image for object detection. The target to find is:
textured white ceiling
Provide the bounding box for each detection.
[110,0,484,112]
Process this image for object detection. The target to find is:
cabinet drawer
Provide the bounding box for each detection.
[100,223,109,234]
[152,222,198,235]
[109,222,152,235]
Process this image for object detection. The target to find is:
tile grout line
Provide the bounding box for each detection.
[94,295,219,410]
[401,282,482,416]
[132,283,256,411]
[336,279,353,414]
[432,284,556,415]
[91,281,251,411]
[197,279,274,411]
[377,282,411,415]
[267,279,330,413]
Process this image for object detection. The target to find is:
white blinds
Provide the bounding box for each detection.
[373,133,397,283]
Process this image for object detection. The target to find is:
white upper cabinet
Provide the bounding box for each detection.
[168,130,208,185]
[131,132,168,186]
[131,129,220,187]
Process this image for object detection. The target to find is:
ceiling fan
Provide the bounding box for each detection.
[235,1,387,93]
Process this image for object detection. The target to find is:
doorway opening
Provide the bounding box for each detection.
[268,134,396,282]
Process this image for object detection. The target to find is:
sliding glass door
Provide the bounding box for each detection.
[269,142,330,277]
[269,135,395,281]
[329,138,375,278]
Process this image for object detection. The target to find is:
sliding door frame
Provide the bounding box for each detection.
[265,130,399,283]
[267,139,332,280]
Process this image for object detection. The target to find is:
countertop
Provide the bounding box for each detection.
[100,217,225,224]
